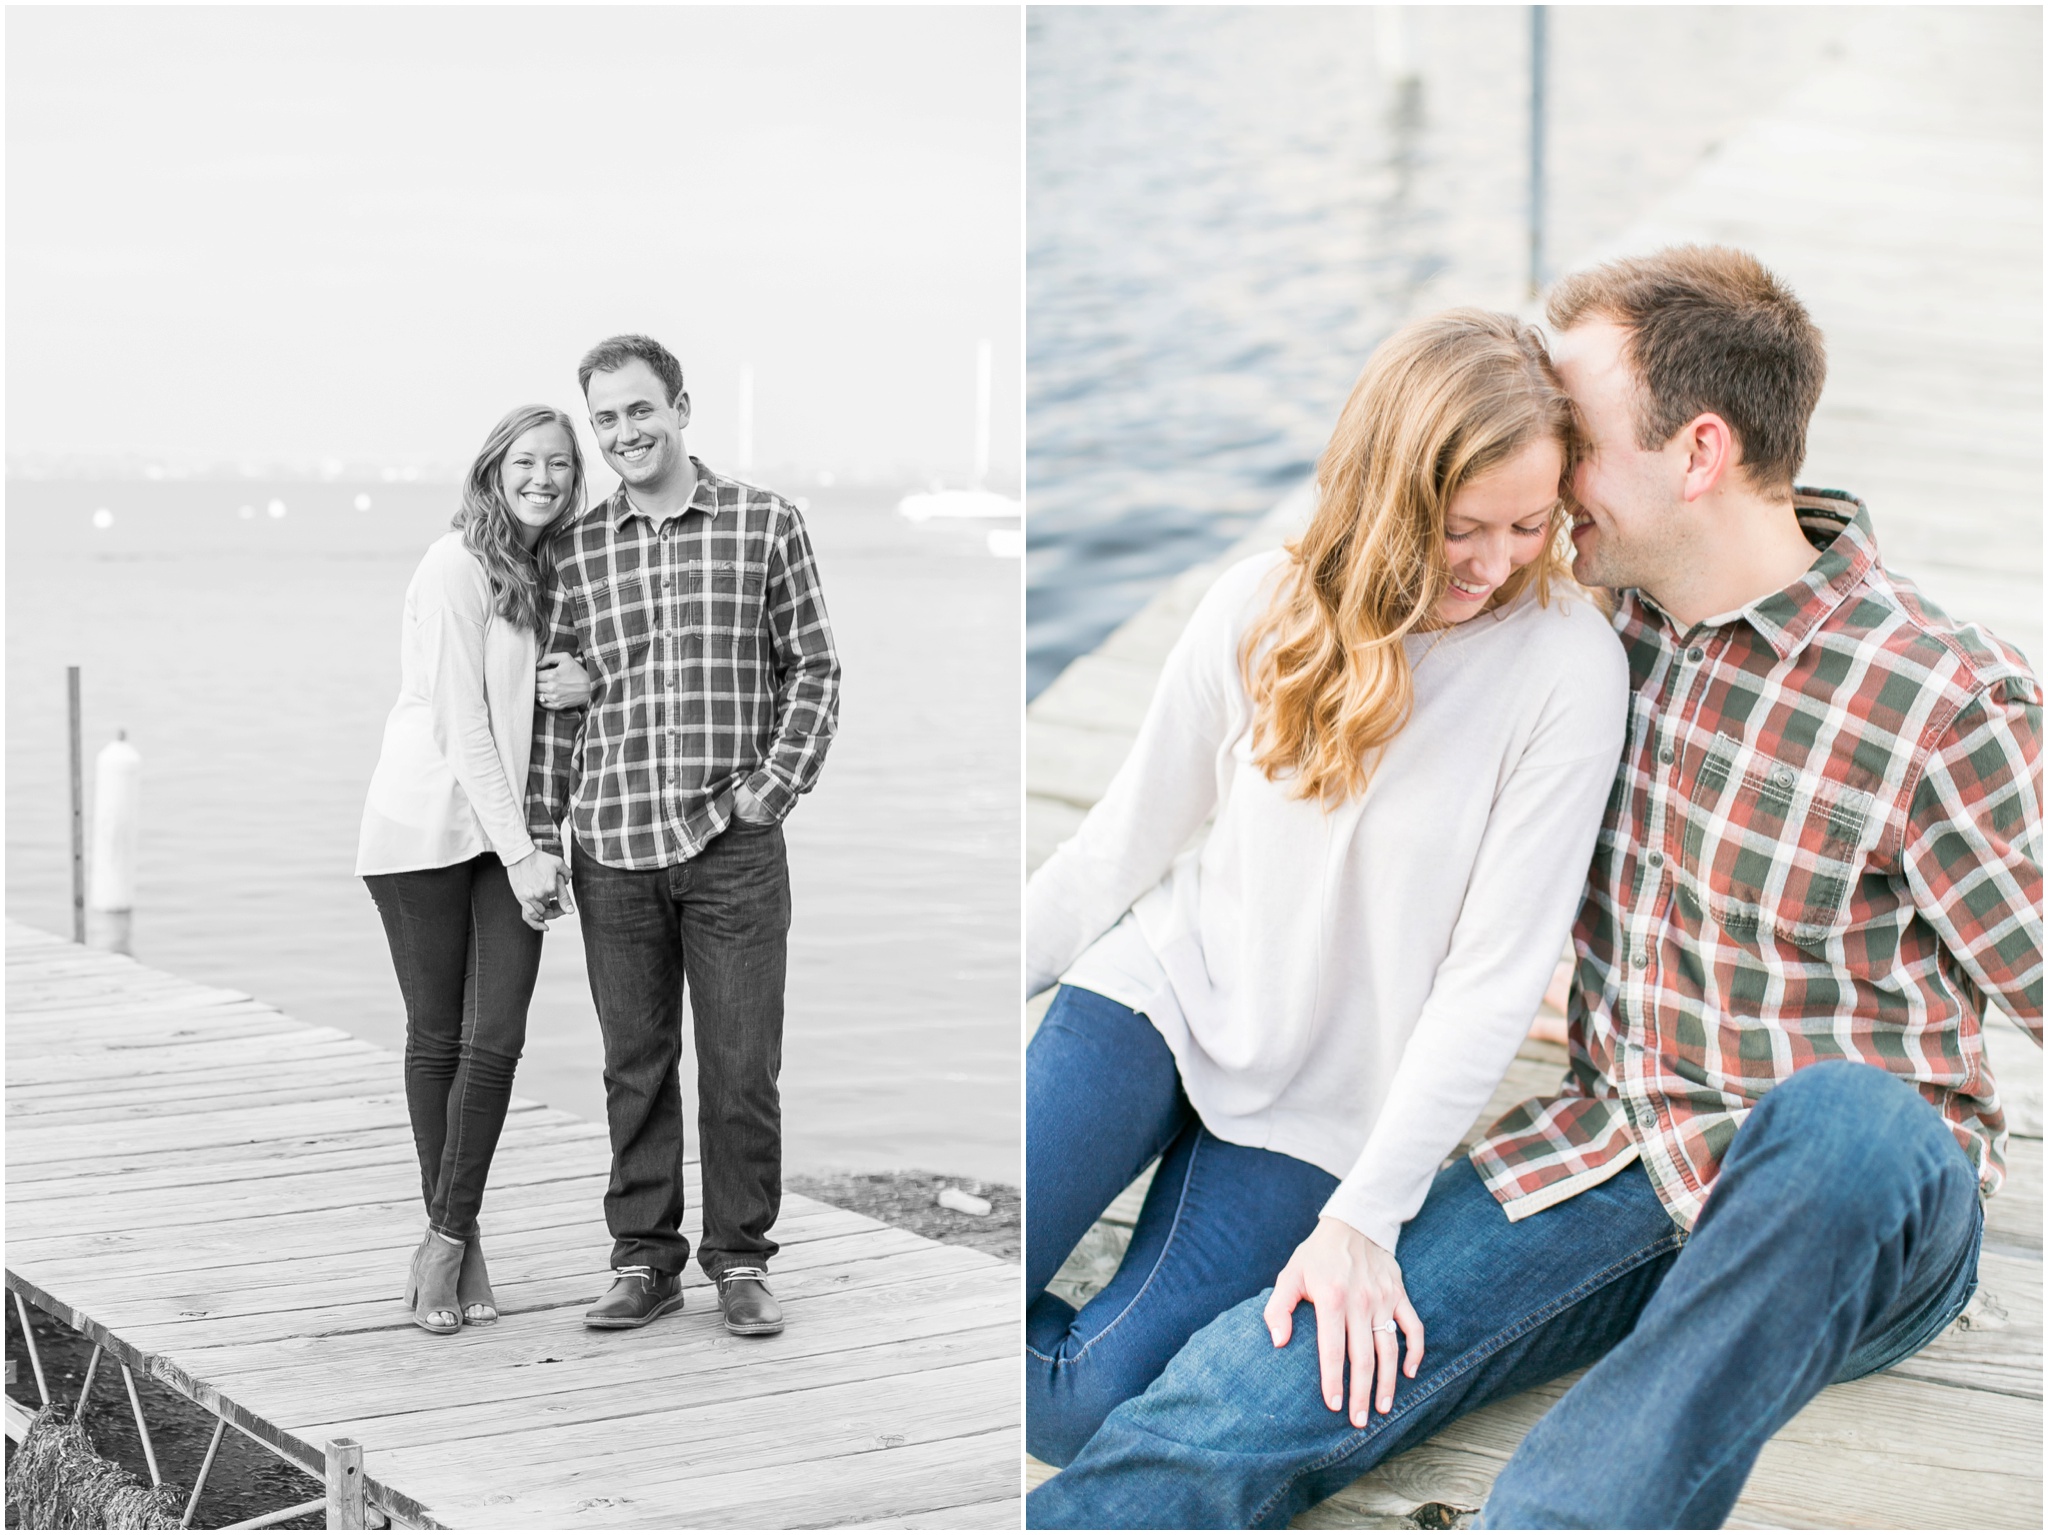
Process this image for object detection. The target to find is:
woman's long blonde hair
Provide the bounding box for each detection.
[1240,309,1580,805]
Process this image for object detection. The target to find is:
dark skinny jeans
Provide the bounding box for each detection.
[365,853,542,1242]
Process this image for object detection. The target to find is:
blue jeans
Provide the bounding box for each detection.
[572,822,791,1278]
[1028,986,1339,1466]
[1029,1059,1984,1529]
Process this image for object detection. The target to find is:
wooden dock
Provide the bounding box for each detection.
[1026,8,2041,1526]
[5,921,1019,1530]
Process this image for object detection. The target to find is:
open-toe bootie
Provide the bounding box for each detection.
[403,1230,464,1335]
[458,1235,498,1324]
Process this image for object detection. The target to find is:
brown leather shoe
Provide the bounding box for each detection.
[715,1266,784,1336]
[584,1266,685,1330]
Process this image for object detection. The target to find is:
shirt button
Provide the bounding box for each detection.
[1647,851,1664,867]
[1687,646,1705,663]
[1659,747,1675,765]
[1633,950,1649,968]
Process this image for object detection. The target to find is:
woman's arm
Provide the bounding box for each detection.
[1267,615,1631,1422]
[1024,555,1275,997]
[415,546,540,869]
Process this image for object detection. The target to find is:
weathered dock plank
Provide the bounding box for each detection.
[5,922,1019,1529]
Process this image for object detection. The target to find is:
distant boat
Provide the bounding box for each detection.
[900,488,1021,521]
[900,339,1019,523]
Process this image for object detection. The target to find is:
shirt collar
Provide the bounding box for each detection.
[606,456,718,529]
[1638,486,1877,662]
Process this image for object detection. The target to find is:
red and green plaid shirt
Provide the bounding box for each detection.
[1471,490,2043,1230]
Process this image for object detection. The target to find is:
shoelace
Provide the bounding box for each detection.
[719,1266,770,1288]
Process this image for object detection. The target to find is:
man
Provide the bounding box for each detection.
[519,333,840,1336]
[1028,247,2041,1528]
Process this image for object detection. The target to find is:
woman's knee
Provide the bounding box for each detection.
[1025,1339,1155,1469]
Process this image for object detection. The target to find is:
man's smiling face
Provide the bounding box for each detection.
[1551,317,1687,594]
[585,358,690,490]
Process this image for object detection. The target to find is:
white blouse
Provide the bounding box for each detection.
[1026,550,1630,1252]
[356,532,540,877]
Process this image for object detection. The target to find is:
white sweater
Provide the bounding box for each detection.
[356,532,540,877]
[1027,550,1629,1252]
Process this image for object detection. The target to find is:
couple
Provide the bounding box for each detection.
[1026,247,2041,1527]
[355,334,841,1341]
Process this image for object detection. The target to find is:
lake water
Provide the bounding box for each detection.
[6,476,1022,1184]
[1026,5,1859,698]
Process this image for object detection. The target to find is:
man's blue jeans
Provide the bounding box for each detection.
[1028,986,1338,1466]
[1029,1059,1983,1529]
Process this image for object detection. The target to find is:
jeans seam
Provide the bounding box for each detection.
[437,864,485,1233]
[1249,1225,1687,1527]
[1026,1124,1203,1368]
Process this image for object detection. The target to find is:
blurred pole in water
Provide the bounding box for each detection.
[67,666,85,944]
[974,339,992,488]
[89,731,140,956]
[738,363,756,475]
[1529,5,1548,298]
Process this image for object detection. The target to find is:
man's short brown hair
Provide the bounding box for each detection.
[1546,246,1825,492]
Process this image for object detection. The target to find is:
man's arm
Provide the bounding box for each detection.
[1902,677,2044,1042]
[733,502,841,823]
[525,557,585,857]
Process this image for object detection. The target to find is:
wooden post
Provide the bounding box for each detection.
[325,1437,367,1529]
[67,666,85,943]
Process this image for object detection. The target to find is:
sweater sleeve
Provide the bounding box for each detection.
[1319,611,1630,1252]
[416,545,537,867]
[1024,556,1272,998]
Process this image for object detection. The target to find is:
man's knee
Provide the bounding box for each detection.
[1725,1060,1973,1230]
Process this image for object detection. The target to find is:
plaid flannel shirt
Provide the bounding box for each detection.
[526,459,840,869]
[1471,489,2043,1230]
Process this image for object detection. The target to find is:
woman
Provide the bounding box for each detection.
[1023,310,1630,1460]
[357,404,583,1334]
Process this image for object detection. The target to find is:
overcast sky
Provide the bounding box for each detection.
[6,6,1021,482]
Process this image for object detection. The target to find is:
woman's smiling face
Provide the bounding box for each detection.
[1434,435,1564,624]
[499,421,578,546]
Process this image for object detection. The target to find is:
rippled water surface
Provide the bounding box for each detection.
[1027,5,1857,697]
[8,479,1021,1183]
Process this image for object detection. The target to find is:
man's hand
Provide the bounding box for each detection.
[1264,1216,1424,1428]
[537,652,593,711]
[506,850,574,930]
[731,779,777,827]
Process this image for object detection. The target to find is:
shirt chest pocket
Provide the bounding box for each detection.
[1671,732,1879,952]
[690,559,769,633]
[581,573,654,674]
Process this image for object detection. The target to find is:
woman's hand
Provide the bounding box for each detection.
[1264,1216,1424,1427]
[506,850,574,931]
[537,652,592,711]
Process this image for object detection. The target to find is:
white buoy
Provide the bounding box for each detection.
[353,493,372,511]
[267,498,287,519]
[92,507,114,530]
[89,730,140,954]
[1375,6,1418,84]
